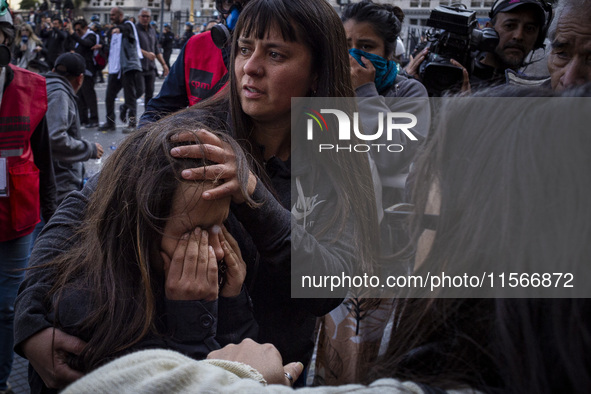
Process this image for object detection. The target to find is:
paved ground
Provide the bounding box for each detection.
[8,51,178,394]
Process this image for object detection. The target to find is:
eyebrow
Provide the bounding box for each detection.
[238,37,292,50]
[551,39,570,49]
[355,38,380,46]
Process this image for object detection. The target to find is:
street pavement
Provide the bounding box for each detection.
[82,75,166,180]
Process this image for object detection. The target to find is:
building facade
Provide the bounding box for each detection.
[76,0,491,56]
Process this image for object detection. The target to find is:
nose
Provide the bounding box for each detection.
[512,25,525,41]
[242,49,263,77]
[560,57,590,90]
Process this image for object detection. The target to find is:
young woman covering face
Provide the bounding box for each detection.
[18,112,258,392]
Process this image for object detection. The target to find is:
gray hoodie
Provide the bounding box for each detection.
[45,71,97,203]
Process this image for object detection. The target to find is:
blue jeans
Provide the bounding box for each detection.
[0,233,32,390]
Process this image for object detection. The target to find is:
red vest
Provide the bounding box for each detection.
[184,31,228,106]
[0,64,48,242]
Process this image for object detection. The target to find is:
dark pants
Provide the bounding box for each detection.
[163,48,172,69]
[137,69,156,107]
[105,70,139,127]
[77,74,98,124]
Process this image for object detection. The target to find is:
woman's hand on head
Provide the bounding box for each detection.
[207,338,304,386]
[161,227,219,301]
[170,129,257,204]
[349,55,375,89]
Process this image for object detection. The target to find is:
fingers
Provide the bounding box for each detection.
[165,228,219,301]
[220,240,243,298]
[283,362,305,386]
[171,143,228,164]
[53,329,88,356]
[52,357,85,387]
[23,328,87,388]
[183,228,201,279]
[450,59,471,93]
[360,56,374,71]
[202,179,240,201]
[221,226,243,260]
[179,163,235,182]
[170,128,223,146]
[166,232,189,284]
[208,225,224,261]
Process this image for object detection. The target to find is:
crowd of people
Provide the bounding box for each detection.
[1,0,590,393]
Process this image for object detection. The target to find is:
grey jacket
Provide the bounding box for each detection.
[119,20,142,74]
[355,75,430,191]
[45,72,97,203]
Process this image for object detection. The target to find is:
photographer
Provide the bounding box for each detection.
[406,0,548,92]
[39,16,67,69]
[471,0,548,88]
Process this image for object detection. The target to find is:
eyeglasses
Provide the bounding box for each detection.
[140,14,150,18]
[384,203,438,231]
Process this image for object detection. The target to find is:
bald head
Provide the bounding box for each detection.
[110,7,124,24]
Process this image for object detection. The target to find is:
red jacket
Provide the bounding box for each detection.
[184,31,229,106]
[0,65,49,241]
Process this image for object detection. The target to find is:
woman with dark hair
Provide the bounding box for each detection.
[23,111,258,393]
[15,0,379,389]
[170,0,379,373]
[341,0,430,207]
[62,84,591,393]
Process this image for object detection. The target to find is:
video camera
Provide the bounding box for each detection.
[415,5,499,95]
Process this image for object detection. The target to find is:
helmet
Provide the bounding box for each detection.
[0,1,11,26]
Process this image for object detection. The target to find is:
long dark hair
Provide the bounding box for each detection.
[45,111,254,371]
[369,85,591,392]
[341,0,402,59]
[227,0,379,274]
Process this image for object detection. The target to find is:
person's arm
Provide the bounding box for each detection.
[57,28,68,41]
[231,179,355,314]
[69,31,95,49]
[14,176,98,388]
[139,43,189,126]
[156,52,169,77]
[355,77,430,178]
[30,116,57,222]
[215,227,258,346]
[61,342,424,393]
[46,89,99,161]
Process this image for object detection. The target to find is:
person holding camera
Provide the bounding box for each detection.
[471,0,549,88]
[39,16,67,69]
[406,0,549,92]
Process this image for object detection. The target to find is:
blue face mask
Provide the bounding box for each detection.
[349,48,399,93]
[226,4,241,30]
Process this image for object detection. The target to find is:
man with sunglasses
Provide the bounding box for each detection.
[139,0,248,127]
